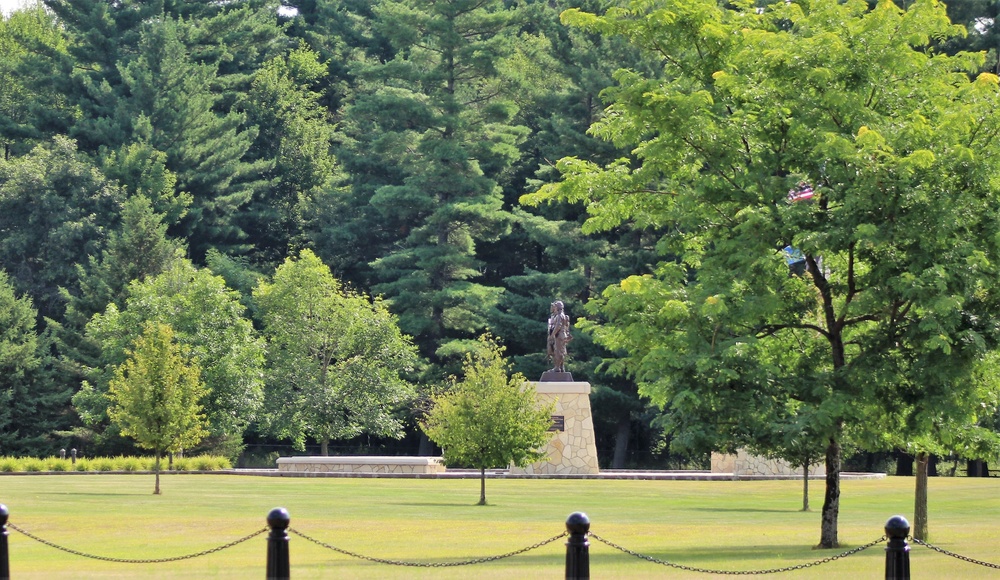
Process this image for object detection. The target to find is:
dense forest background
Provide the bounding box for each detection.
[1,0,997,469]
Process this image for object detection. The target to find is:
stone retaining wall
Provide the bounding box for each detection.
[276,456,445,475]
[711,449,825,478]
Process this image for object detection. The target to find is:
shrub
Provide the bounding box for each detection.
[47,458,71,472]
[22,457,46,472]
[0,457,19,472]
[192,456,216,471]
[93,457,115,472]
[171,456,192,471]
[74,458,91,471]
[118,456,143,472]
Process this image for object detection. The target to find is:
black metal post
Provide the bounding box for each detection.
[565,512,590,580]
[884,515,910,580]
[266,507,290,580]
[1,503,10,580]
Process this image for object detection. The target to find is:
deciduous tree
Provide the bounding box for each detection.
[253,249,417,454]
[107,321,208,494]
[422,335,553,505]
[79,260,264,456]
[525,0,1000,547]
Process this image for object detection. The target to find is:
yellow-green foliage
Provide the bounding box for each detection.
[117,456,143,471]
[0,455,230,472]
[22,457,46,472]
[47,458,71,471]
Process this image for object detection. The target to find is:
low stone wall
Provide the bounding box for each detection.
[711,449,825,478]
[276,456,445,475]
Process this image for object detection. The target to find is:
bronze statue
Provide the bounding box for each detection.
[546,300,572,373]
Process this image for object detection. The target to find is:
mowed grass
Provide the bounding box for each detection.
[1,474,998,579]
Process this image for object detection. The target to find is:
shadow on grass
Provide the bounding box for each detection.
[387,501,500,508]
[34,491,151,497]
[691,506,801,514]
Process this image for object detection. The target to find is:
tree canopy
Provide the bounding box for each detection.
[107,321,208,494]
[526,0,1000,547]
[253,249,417,454]
[422,335,554,505]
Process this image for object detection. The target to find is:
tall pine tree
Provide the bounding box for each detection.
[334,0,529,368]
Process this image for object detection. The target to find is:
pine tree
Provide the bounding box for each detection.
[332,0,529,369]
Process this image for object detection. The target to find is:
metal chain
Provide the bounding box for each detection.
[7,522,268,564]
[289,527,567,567]
[911,537,1000,569]
[588,532,887,575]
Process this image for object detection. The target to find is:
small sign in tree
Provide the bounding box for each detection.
[422,335,554,505]
[107,321,208,494]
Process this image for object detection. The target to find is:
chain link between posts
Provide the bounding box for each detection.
[7,521,268,564]
[910,537,1000,569]
[588,532,888,575]
[288,527,568,567]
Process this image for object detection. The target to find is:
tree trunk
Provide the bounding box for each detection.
[154,451,162,495]
[321,438,329,456]
[802,462,810,512]
[478,467,486,505]
[913,452,929,541]
[967,459,990,477]
[612,415,630,469]
[418,432,434,456]
[819,436,841,548]
[896,452,914,476]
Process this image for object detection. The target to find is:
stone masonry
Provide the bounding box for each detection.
[276,456,445,474]
[509,381,600,475]
[711,448,825,477]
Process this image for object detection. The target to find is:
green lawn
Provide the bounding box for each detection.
[1,474,998,578]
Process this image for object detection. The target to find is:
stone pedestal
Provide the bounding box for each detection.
[510,381,599,475]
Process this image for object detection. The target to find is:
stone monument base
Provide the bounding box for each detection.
[509,381,599,475]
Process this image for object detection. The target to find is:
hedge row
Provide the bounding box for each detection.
[0,455,232,472]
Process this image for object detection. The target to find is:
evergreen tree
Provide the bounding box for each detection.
[333,0,529,369]
[0,271,42,454]
[119,17,270,258]
[0,5,71,159]
[0,136,124,320]
[49,195,186,414]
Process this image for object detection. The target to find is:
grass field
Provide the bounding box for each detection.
[1,473,998,578]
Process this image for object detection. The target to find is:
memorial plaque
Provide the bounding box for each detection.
[549,415,565,432]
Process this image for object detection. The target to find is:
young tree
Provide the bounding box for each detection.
[422,335,554,505]
[253,249,417,455]
[107,321,208,494]
[78,259,265,456]
[525,0,1000,547]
